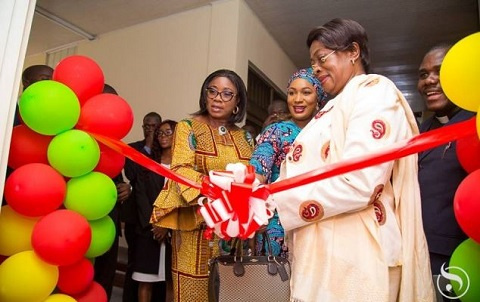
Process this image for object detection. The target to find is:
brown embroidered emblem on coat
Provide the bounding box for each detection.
[321,141,330,161]
[299,201,324,222]
[291,144,303,162]
[373,200,386,225]
[368,184,384,205]
[365,78,380,87]
[370,120,387,139]
[314,106,333,119]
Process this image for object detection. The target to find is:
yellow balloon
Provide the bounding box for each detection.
[44,293,77,302]
[0,250,58,302]
[476,111,480,140]
[0,205,39,256]
[440,32,480,112]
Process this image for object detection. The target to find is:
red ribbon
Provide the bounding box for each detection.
[91,133,201,190]
[91,117,477,207]
[269,117,477,193]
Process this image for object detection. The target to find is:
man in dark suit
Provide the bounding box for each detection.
[122,112,162,301]
[417,44,475,299]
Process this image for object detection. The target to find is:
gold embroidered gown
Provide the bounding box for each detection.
[151,118,253,302]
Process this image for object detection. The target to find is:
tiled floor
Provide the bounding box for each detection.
[111,286,123,302]
[111,235,128,302]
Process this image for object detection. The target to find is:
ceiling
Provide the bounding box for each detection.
[28,0,479,111]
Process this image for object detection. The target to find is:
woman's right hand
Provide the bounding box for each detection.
[145,128,155,149]
[152,225,169,242]
[256,224,268,233]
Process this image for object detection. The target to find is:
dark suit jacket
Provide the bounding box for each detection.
[418,110,475,257]
[110,173,125,235]
[123,140,169,274]
[122,140,150,224]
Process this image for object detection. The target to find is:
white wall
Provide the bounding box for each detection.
[77,5,212,142]
[23,52,46,69]
[22,0,296,143]
[237,0,297,91]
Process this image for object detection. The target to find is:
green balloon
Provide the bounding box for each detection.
[19,80,80,135]
[64,171,117,220]
[48,129,100,177]
[85,215,116,258]
[447,238,480,301]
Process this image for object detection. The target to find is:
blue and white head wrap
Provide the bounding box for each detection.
[287,67,328,107]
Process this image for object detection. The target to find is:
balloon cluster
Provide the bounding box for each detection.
[440,32,480,301]
[0,55,133,301]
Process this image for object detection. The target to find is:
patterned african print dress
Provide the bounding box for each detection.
[249,120,301,257]
[151,118,253,302]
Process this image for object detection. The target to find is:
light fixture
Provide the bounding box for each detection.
[35,6,96,41]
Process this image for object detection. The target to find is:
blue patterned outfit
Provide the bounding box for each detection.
[249,67,326,257]
[249,120,301,257]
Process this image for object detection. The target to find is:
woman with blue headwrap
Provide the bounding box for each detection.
[249,67,327,256]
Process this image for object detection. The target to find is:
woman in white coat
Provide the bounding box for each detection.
[272,18,435,302]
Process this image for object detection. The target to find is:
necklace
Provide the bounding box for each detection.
[218,125,227,135]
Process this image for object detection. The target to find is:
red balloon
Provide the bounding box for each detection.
[31,209,92,266]
[4,163,66,217]
[76,93,133,139]
[456,134,480,174]
[53,55,104,106]
[58,258,94,295]
[8,124,53,169]
[454,169,480,243]
[71,281,107,302]
[94,142,125,178]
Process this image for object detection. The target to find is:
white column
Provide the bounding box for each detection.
[0,0,37,210]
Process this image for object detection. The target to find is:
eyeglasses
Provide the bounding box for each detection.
[157,129,173,137]
[311,50,336,67]
[205,87,236,102]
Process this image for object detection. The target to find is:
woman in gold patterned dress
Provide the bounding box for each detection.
[151,69,254,301]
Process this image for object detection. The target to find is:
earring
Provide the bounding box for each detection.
[351,59,356,65]
[232,106,239,115]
